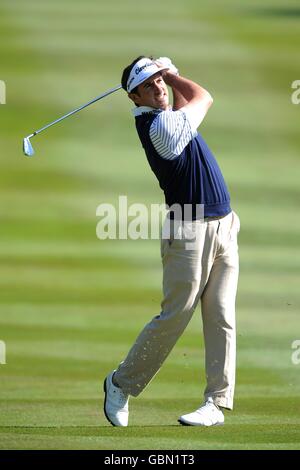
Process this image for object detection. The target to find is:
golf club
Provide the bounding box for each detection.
[23,84,122,157]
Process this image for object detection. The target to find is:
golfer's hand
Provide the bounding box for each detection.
[156,57,179,76]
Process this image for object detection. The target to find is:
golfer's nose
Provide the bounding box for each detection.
[153,81,162,92]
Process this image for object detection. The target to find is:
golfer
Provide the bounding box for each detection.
[104,56,240,426]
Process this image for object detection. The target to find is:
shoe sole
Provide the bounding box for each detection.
[103,377,117,427]
[178,419,224,427]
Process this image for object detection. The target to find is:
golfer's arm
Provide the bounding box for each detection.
[171,87,189,110]
[164,72,213,128]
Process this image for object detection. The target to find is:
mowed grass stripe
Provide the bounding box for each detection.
[0,422,299,450]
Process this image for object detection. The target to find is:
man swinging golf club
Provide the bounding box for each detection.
[103,56,240,427]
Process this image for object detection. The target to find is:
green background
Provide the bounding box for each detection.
[0,0,300,449]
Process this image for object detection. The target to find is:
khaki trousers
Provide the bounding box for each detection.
[114,210,240,410]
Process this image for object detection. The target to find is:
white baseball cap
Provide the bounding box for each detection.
[127,57,168,93]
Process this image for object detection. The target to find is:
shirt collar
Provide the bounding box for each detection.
[132,106,162,117]
[132,105,173,117]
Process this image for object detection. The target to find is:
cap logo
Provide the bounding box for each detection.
[135,61,153,75]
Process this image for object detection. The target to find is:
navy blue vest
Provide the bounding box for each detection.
[135,111,231,219]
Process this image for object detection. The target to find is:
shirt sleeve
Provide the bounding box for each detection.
[149,110,197,160]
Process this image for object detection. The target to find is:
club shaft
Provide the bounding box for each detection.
[31,84,122,137]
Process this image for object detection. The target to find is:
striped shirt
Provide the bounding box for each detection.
[133,106,197,160]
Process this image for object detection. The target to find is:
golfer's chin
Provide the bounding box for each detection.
[152,94,168,109]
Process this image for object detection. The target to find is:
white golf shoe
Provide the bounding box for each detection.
[178,397,224,426]
[103,371,129,427]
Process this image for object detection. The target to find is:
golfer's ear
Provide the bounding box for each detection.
[128,92,140,105]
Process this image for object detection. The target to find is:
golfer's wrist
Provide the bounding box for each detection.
[163,71,181,86]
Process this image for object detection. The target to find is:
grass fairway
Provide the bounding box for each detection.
[0,0,300,450]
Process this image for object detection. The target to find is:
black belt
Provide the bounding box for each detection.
[204,213,230,221]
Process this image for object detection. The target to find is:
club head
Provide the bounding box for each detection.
[23,136,35,157]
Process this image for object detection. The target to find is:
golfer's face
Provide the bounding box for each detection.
[132,73,169,110]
